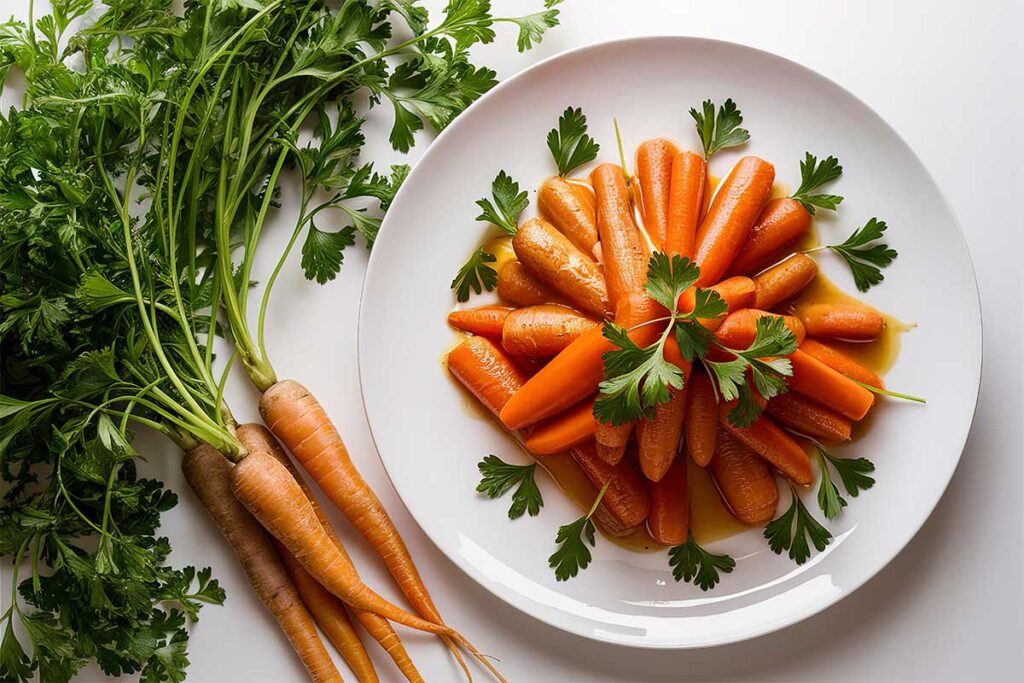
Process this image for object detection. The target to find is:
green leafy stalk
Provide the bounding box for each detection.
[690,98,750,159]
[477,455,544,519]
[668,534,736,591]
[811,217,898,292]
[764,483,833,565]
[475,170,529,235]
[547,105,600,176]
[791,153,843,214]
[549,482,609,581]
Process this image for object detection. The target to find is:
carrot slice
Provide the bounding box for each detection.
[787,349,875,421]
[709,429,779,525]
[765,393,852,443]
[727,197,812,276]
[800,303,885,341]
[665,150,707,258]
[636,138,679,249]
[799,339,884,390]
[447,336,527,417]
[501,304,598,357]
[718,402,813,485]
[684,370,718,467]
[447,305,512,337]
[752,253,817,310]
[537,176,599,254]
[571,441,651,528]
[645,456,689,545]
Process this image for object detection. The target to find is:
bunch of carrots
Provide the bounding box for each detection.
[446,102,915,584]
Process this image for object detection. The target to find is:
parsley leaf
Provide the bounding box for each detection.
[594,322,685,426]
[690,98,750,159]
[765,484,833,565]
[498,0,563,52]
[819,446,876,500]
[476,455,544,519]
[300,223,358,285]
[644,252,701,310]
[451,248,498,302]
[546,106,600,176]
[791,153,844,214]
[549,483,608,581]
[668,533,736,591]
[824,218,898,292]
[816,449,848,520]
[475,170,528,235]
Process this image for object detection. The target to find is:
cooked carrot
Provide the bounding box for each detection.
[537,176,599,254]
[447,336,528,417]
[693,156,776,286]
[501,304,598,356]
[718,402,813,485]
[665,150,707,258]
[715,308,806,349]
[571,441,651,528]
[595,420,633,465]
[800,339,884,390]
[447,306,512,338]
[800,303,884,341]
[525,397,596,455]
[752,253,818,310]
[645,456,689,545]
[765,393,852,443]
[636,138,679,248]
[787,349,875,421]
[685,370,717,467]
[677,275,756,330]
[497,260,563,307]
[512,217,611,318]
[727,197,812,276]
[636,385,686,482]
[507,352,546,378]
[182,445,342,683]
[710,429,779,525]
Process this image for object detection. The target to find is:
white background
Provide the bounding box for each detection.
[3,0,1022,680]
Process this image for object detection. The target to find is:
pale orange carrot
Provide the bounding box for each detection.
[524,397,597,455]
[665,150,707,258]
[685,370,718,467]
[719,402,813,486]
[571,442,651,528]
[677,275,756,330]
[538,176,599,254]
[715,308,806,349]
[636,138,679,248]
[447,306,512,338]
[710,429,779,525]
[595,420,633,465]
[727,197,812,276]
[800,303,884,341]
[497,260,564,307]
[501,304,598,357]
[447,336,528,417]
[645,456,689,545]
[765,393,852,443]
[787,349,875,421]
[800,339,884,390]
[752,253,818,310]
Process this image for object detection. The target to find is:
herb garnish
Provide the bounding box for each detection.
[497,0,565,52]
[547,106,600,176]
[451,248,499,302]
[815,446,876,519]
[549,482,609,581]
[791,153,844,214]
[764,483,833,565]
[475,170,529,235]
[668,534,736,591]
[690,98,750,159]
[477,455,544,519]
[812,217,898,291]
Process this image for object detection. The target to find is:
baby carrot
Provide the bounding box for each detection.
[636,385,687,482]
[765,393,852,443]
[497,260,564,307]
[800,339,884,390]
[719,401,813,486]
[525,398,597,455]
[447,305,512,337]
[645,456,689,545]
[636,138,679,248]
[501,304,598,357]
[752,253,818,310]
[710,429,779,525]
[677,275,756,330]
[595,420,633,465]
[537,176,599,254]
[665,150,707,258]
[693,156,776,286]
[571,442,651,528]
[727,197,811,276]
[447,336,527,417]
[800,303,885,341]
[513,217,611,318]
[685,370,718,467]
[787,349,874,421]
[715,308,806,349]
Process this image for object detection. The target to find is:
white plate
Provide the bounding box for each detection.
[358,37,981,648]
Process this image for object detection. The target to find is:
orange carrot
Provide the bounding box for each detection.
[537,176,599,254]
[645,456,689,545]
[636,138,679,248]
[800,303,885,341]
[525,397,597,455]
[752,253,818,310]
[715,308,806,349]
[710,429,779,525]
[685,370,718,467]
[636,385,686,482]
[571,442,651,528]
[182,445,342,683]
[447,336,528,417]
[512,217,611,318]
[447,305,512,338]
[727,197,812,276]
[718,402,813,485]
[595,420,633,465]
[665,150,707,258]
[765,393,852,443]
[800,339,884,390]
[677,275,756,330]
[787,349,874,421]
[501,304,598,357]
[693,156,776,286]
[497,260,564,307]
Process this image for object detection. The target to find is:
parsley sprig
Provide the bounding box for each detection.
[475,170,529,235]
[496,0,564,54]
[549,482,609,581]
[668,534,736,591]
[690,98,750,159]
[477,455,544,519]
[791,153,844,214]
[764,483,833,565]
[813,217,898,292]
[816,446,876,519]
[451,248,499,302]
[547,106,600,176]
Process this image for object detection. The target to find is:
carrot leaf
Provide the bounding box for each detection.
[765,484,833,565]
[668,533,736,591]
[475,170,528,235]
[546,106,600,176]
[477,455,544,519]
[825,217,898,292]
[791,152,843,214]
[690,98,750,159]
[549,483,608,581]
[496,0,563,52]
[301,223,358,285]
[451,247,498,302]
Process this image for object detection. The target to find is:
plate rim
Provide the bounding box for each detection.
[356,34,983,649]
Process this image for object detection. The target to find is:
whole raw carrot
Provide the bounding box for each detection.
[636,138,679,248]
[645,456,689,545]
[537,176,599,255]
[501,304,598,356]
[693,156,776,285]
[715,309,806,349]
[727,197,811,276]
[719,402,813,485]
[752,253,818,310]
[665,150,707,258]
[595,420,633,465]
[497,260,563,307]
[677,275,756,330]
[183,445,342,683]
[513,217,611,318]
[447,306,512,338]
[765,393,852,443]
[685,370,718,467]
[800,339,884,390]
[525,397,597,455]
[800,303,884,341]
[710,429,779,525]
[447,336,528,417]
[571,442,651,528]
[787,349,875,421]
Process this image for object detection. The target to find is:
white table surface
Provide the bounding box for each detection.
[4,1,1022,680]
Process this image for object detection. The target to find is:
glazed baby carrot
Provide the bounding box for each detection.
[787,349,875,421]
[447,305,512,337]
[512,217,612,318]
[645,456,689,545]
[710,429,779,525]
[765,393,852,443]
[501,304,598,357]
[727,197,811,276]
[447,336,528,417]
[693,156,776,286]
[752,253,818,310]
[637,385,687,482]
[636,138,679,248]
[685,370,718,467]
[800,303,884,341]
[537,176,599,254]
[497,260,564,307]
[590,163,651,321]
[595,420,633,465]
[571,442,651,528]
[525,398,597,455]
[719,401,813,486]
[665,150,707,258]
[715,309,806,349]
[800,339,885,390]
[677,275,756,330]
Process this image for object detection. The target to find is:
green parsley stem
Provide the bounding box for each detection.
[586,481,611,518]
[853,380,926,403]
[613,117,629,179]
